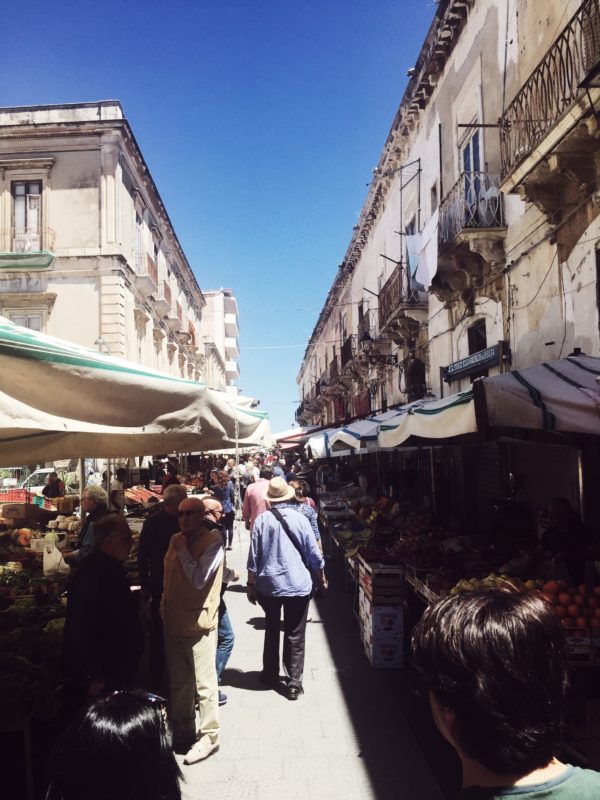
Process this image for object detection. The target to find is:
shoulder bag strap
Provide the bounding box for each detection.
[270,508,311,572]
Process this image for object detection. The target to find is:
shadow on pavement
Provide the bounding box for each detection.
[225,584,248,594]
[221,667,283,693]
[315,541,461,800]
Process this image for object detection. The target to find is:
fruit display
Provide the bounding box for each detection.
[449,572,527,595]
[537,580,600,631]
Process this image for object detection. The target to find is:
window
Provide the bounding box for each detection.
[6,310,44,332]
[467,319,488,382]
[467,319,487,354]
[430,183,438,214]
[135,213,143,272]
[12,181,42,251]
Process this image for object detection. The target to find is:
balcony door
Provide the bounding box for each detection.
[12,181,41,252]
[461,130,481,227]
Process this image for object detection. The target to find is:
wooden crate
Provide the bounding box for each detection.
[357,555,404,605]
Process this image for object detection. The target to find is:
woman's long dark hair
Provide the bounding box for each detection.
[46,691,182,800]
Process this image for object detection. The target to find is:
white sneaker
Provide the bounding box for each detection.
[183,737,219,765]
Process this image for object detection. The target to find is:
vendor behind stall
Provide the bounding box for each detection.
[42,471,66,499]
[539,497,596,585]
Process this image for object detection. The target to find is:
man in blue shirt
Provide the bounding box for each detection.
[247,477,326,700]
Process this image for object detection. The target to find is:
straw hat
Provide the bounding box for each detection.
[264,476,296,503]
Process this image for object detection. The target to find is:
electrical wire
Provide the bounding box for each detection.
[511,251,558,311]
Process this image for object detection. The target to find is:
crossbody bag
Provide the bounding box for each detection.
[269,508,311,573]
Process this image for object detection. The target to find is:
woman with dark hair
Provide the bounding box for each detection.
[411,588,600,797]
[211,469,235,549]
[288,479,322,553]
[46,690,182,800]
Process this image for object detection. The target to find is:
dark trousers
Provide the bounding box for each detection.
[222,511,235,546]
[257,593,311,690]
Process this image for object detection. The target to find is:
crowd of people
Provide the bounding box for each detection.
[46,450,600,797]
[54,451,326,785]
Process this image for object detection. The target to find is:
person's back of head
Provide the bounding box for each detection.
[259,466,273,481]
[46,690,182,800]
[163,483,188,511]
[411,588,569,776]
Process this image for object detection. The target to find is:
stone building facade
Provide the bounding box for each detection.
[0,101,206,382]
[296,0,600,426]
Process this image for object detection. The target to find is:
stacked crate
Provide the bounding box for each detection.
[357,555,404,668]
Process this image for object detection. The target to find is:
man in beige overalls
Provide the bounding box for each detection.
[161,496,224,764]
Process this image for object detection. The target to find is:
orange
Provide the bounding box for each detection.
[543,581,560,594]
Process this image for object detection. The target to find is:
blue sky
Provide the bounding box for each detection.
[3,0,435,433]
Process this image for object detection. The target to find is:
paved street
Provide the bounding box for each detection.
[177,521,447,800]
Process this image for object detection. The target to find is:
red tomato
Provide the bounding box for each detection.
[576,617,588,627]
[555,605,568,618]
[568,604,580,618]
[558,592,572,606]
[574,594,585,606]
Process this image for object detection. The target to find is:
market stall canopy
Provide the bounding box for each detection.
[378,391,476,449]
[328,406,432,452]
[305,428,339,459]
[378,355,600,449]
[476,354,600,434]
[0,317,271,465]
[273,426,318,450]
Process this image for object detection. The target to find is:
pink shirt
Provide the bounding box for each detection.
[242,478,270,529]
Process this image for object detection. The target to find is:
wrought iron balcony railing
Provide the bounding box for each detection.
[0,227,56,253]
[500,0,600,177]
[438,171,504,248]
[378,264,427,331]
[340,334,358,368]
[357,308,380,343]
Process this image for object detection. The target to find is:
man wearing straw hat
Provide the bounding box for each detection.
[246,477,327,701]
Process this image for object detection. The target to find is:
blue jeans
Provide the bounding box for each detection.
[216,600,235,682]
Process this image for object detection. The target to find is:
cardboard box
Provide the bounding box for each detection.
[1,503,28,519]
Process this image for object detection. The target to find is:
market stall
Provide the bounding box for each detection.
[0,317,272,464]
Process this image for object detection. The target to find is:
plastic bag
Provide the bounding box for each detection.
[43,543,71,577]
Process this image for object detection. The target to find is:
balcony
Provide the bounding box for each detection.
[224,312,239,338]
[433,171,506,301]
[152,280,172,317]
[0,227,56,269]
[224,336,239,359]
[134,254,159,298]
[378,264,428,347]
[501,0,600,197]
[225,359,240,380]
[340,334,358,368]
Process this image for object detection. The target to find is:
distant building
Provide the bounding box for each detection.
[0,100,205,381]
[199,288,240,393]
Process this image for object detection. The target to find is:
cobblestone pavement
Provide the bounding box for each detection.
[177,521,445,800]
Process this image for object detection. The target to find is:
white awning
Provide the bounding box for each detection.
[378,391,476,448]
[0,317,271,465]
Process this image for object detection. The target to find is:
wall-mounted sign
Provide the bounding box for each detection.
[443,343,504,383]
